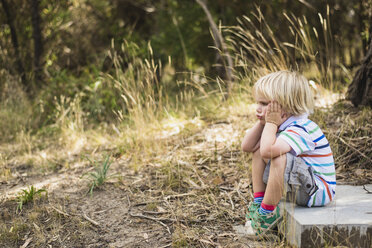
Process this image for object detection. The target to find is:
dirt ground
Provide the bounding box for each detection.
[1,99,371,247]
[1,113,274,247]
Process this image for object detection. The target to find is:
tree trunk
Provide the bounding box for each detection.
[346,36,372,106]
[31,0,44,85]
[195,0,233,98]
[1,0,27,89]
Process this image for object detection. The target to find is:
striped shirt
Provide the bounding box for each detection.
[278,114,336,207]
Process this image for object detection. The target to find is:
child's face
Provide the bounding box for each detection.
[255,94,270,124]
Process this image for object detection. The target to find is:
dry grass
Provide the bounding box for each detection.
[1,7,371,248]
[312,100,372,184]
[0,88,263,247]
[227,6,347,90]
[1,85,370,247]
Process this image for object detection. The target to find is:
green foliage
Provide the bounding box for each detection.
[37,65,102,125]
[16,186,47,212]
[84,155,112,195]
[1,0,371,86]
[151,0,213,71]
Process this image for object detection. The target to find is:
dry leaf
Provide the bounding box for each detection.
[212,176,224,185]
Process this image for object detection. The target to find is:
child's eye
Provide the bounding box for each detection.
[259,101,269,106]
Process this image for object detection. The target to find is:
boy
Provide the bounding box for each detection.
[241,71,336,237]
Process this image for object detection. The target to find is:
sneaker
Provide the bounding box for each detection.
[245,202,260,220]
[250,206,282,238]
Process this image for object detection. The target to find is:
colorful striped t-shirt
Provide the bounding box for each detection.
[277,114,336,207]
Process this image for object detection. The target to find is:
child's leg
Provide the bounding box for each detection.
[262,154,286,206]
[250,154,286,234]
[251,149,267,194]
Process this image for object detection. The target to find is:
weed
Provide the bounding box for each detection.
[16,186,47,212]
[84,155,113,195]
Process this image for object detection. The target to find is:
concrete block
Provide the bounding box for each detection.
[280,184,372,248]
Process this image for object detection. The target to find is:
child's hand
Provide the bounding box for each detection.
[265,101,283,126]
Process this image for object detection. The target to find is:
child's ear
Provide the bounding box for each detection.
[281,111,288,119]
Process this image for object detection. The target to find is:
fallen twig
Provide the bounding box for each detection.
[219,186,234,191]
[159,243,172,248]
[82,211,99,226]
[20,237,32,248]
[164,192,195,200]
[131,200,164,207]
[142,210,168,215]
[50,205,70,217]
[129,212,171,234]
[93,204,119,214]
[226,192,235,210]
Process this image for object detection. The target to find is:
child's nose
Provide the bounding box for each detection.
[256,105,262,113]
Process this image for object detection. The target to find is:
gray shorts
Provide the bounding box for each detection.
[263,153,318,207]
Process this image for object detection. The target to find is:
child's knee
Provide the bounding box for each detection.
[270,154,287,168]
[253,149,270,164]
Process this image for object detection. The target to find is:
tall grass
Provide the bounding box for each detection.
[103,40,183,130]
[98,40,222,165]
[0,7,351,170]
[227,6,348,90]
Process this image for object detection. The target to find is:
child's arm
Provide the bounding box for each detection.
[241,121,265,152]
[260,101,291,159]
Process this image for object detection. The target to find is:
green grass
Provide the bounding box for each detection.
[16,186,47,212]
[84,155,113,195]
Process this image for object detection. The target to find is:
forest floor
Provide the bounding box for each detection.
[0,95,371,247]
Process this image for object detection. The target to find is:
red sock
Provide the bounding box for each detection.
[253,191,265,204]
[259,202,276,215]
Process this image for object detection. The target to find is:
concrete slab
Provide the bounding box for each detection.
[280,184,372,248]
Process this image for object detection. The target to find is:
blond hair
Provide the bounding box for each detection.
[253,71,314,115]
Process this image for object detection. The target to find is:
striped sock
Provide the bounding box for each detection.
[253,192,265,204]
[258,202,276,215]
